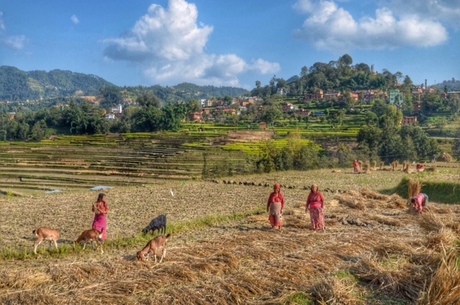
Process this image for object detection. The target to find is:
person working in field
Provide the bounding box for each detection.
[267,184,285,229]
[305,184,325,232]
[411,193,428,215]
[92,193,109,240]
[353,160,360,174]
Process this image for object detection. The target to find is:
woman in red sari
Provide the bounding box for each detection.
[305,184,325,232]
[267,184,285,229]
[92,193,109,240]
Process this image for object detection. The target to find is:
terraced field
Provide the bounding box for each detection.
[0,132,264,196]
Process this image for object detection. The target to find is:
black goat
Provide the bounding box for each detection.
[142,214,167,235]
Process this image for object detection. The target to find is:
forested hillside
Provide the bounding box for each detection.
[0,66,115,101]
[0,66,249,103]
[122,82,248,104]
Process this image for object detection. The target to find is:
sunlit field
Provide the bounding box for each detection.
[0,165,459,304]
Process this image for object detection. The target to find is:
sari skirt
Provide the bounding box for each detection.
[309,207,324,230]
[269,202,283,227]
[92,214,108,240]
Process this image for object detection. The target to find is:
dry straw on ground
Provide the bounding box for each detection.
[0,170,459,304]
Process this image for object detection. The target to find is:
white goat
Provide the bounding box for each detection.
[33,227,60,254]
[75,229,104,254]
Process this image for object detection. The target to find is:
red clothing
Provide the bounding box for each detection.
[353,160,360,173]
[92,200,109,240]
[267,191,285,228]
[412,193,427,214]
[267,192,285,212]
[92,200,109,215]
[306,191,325,231]
[306,191,324,209]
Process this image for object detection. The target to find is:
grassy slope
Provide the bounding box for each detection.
[0,167,459,304]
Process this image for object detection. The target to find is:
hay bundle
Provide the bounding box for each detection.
[360,188,390,201]
[373,160,377,170]
[387,194,407,209]
[419,242,460,304]
[364,161,371,172]
[309,277,362,305]
[334,194,366,210]
[379,162,384,170]
[441,152,452,162]
[425,228,457,250]
[403,162,410,173]
[418,212,445,233]
[408,180,421,199]
[351,257,423,302]
[370,215,402,227]
[347,189,361,197]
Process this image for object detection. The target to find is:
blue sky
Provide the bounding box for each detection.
[0,0,459,90]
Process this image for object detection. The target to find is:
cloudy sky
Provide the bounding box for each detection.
[0,0,458,89]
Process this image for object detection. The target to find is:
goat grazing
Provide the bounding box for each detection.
[137,233,170,263]
[75,229,104,254]
[33,227,60,254]
[142,214,167,235]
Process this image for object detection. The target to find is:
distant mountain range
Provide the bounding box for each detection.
[0,66,249,102]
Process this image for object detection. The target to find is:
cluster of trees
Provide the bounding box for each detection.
[251,54,417,98]
[357,102,438,163]
[256,133,323,172]
[0,95,190,141]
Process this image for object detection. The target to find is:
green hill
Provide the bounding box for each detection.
[0,66,115,101]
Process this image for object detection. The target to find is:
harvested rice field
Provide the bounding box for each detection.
[0,168,460,304]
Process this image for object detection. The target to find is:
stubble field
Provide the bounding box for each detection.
[0,168,459,304]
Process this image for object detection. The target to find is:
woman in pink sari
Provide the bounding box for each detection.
[306,184,325,232]
[267,184,285,229]
[92,193,109,240]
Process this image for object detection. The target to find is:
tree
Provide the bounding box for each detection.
[187,100,202,113]
[403,75,413,87]
[339,54,353,66]
[259,105,283,126]
[136,93,162,108]
[357,125,382,157]
[400,125,438,161]
[100,86,123,109]
[300,66,308,78]
[30,120,47,141]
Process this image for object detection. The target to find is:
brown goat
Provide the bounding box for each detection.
[137,233,171,263]
[75,229,104,254]
[33,227,60,254]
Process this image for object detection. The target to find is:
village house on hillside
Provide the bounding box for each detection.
[402,116,418,126]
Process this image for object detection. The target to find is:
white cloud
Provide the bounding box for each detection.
[3,35,27,50]
[0,12,5,31]
[292,0,315,13]
[293,0,449,51]
[71,15,80,25]
[0,11,27,50]
[386,0,460,29]
[250,59,281,75]
[103,0,279,86]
